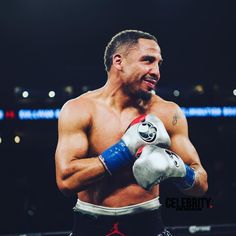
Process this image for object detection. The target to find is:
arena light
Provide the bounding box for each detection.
[14,136,21,144]
[233,89,236,96]
[181,106,236,117]
[81,85,90,92]
[0,137,2,144]
[173,90,180,97]
[5,110,15,119]
[14,86,21,94]
[181,107,221,117]
[22,91,29,98]
[64,86,73,95]
[222,106,236,116]
[18,109,60,120]
[0,107,235,121]
[48,91,56,98]
[0,110,4,120]
[194,85,204,94]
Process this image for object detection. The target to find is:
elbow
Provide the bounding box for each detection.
[57,180,73,197]
[56,166,80,197]
[55,165,90,196]
[56,178,76,198]
[196,182,208,197]
[56,174,85,197]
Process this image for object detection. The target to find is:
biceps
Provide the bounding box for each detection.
[170,134,201,166]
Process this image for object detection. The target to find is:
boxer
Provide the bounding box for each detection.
[55,29,208,236]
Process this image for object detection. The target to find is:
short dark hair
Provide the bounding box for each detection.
[104,29,157,72]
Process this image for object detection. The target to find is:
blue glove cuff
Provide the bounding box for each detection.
[174,164,195,190]
[99,140,134,175]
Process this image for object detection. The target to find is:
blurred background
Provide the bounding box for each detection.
[0,0,236,235]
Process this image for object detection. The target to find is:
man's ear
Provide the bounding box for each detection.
[112,54,123,71]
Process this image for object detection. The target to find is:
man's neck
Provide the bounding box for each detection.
[101,79,132,111]
[100,75,149,112]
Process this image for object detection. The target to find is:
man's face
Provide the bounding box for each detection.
[121,38,163,100]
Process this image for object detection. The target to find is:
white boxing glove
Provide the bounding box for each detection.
[132,145,195,190]
[122,114,171,154]
[99,114,171,175]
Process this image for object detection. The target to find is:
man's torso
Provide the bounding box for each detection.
[76,90,173,207]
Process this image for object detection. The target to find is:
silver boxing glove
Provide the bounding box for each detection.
[133,145,195,190]
[122,114,171,155]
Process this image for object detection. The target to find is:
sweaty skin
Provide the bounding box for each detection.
[55,38,208,207]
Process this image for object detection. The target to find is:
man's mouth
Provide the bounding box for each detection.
[142,76,158,89]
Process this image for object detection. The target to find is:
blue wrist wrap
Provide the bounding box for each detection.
[175,164,195,189]
[99,140,134,175]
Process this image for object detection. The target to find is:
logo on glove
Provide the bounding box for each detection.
[165,150,180,168]
[137,121,157,142]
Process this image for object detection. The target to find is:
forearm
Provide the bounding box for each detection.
[57,157,106,196]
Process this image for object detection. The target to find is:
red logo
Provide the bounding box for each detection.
[106,222,125,236]
[5,110,15,119]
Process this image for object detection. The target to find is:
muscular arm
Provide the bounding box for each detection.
[55,99,106,197]
[168,104,208,196]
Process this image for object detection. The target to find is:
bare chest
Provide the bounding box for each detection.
[87,103,171,156]
[88,110,138,156]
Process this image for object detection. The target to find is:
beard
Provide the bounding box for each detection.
[123,83,153,102]
[136,89,152,101]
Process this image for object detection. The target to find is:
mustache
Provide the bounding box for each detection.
[142,75,158,81]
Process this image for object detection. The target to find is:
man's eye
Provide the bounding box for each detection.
[158,61,163,67]
[143,57,154,63]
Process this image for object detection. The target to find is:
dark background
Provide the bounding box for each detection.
[0,0,236,234]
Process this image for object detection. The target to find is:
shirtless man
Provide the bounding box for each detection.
[55,30,208,236]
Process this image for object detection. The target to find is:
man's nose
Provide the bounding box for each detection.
[149,64,160,81]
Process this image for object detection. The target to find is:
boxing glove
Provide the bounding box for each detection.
[133,145,195,190]
[99,114,171,175]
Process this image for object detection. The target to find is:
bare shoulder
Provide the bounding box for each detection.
[58,92,96,131]
[151,95,187,135]
[151,95,183,116]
